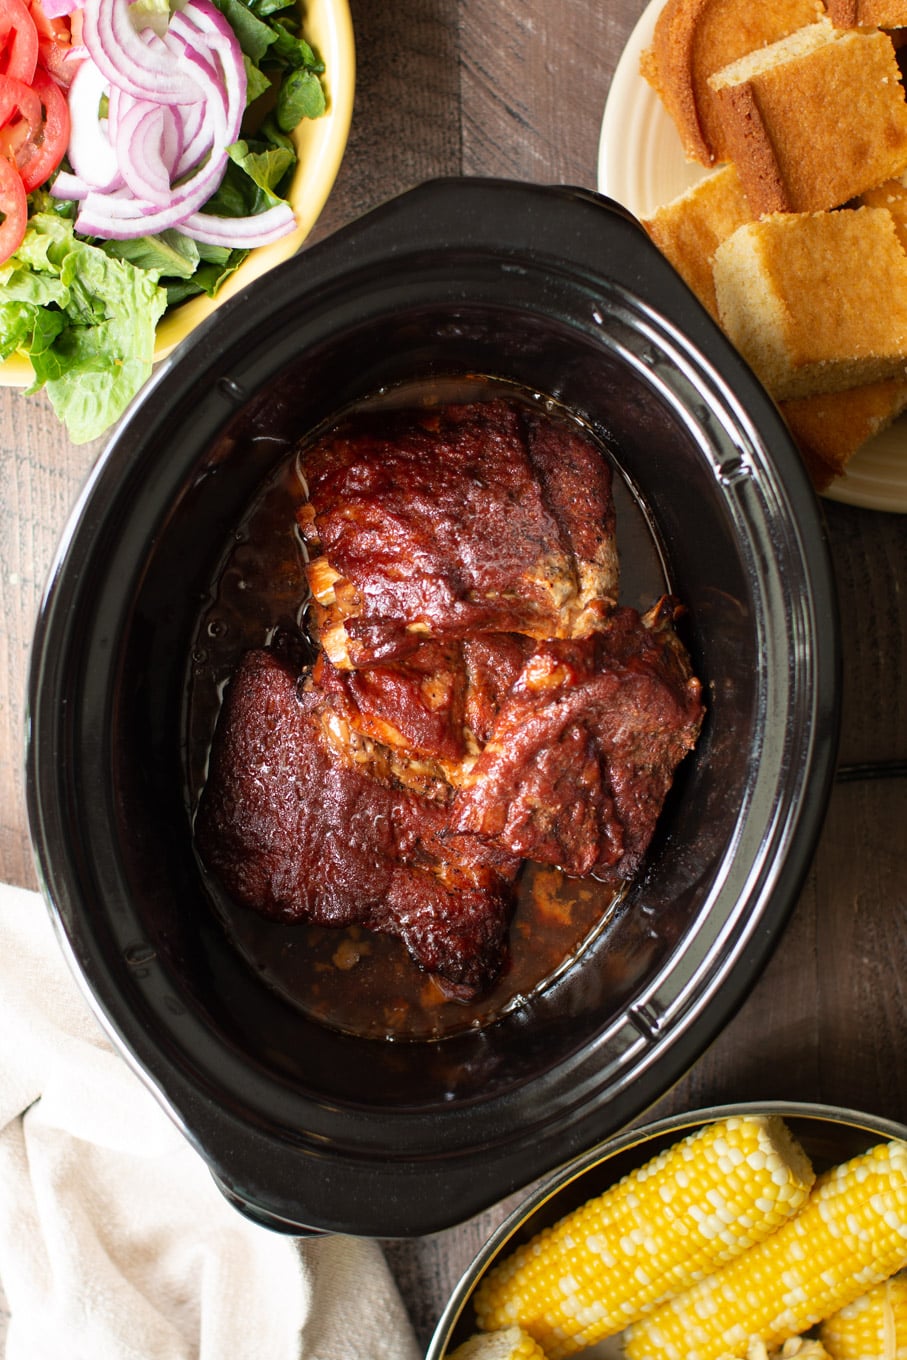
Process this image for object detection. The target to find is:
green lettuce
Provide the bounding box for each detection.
[0,0,328,444]
[0,214,168,444]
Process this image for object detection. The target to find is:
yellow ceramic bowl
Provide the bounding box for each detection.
[0,0,355,385]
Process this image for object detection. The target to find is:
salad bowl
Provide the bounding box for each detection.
[0,0,355,387]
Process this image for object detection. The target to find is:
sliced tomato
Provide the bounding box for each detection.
[0,71,39,134]
[0,0,37,84]
[36,34,74,84]
[0,64,68,190]
[27,0,69,44]
[28,0,74,84]
[0,150,26,262]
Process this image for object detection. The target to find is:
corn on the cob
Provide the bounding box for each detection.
[472,1115,815,1359]
[719,1342,832,1360]
[624,1139,907,1360]
[447,1326,548,1359]
[819,1271,907,1359]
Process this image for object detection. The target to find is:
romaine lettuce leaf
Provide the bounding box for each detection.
[101,229,202,279]
[3,213,167,444]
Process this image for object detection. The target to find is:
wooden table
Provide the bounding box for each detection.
[2,1,906,1353]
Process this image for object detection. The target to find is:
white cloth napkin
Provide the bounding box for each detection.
[0,881,421,1360]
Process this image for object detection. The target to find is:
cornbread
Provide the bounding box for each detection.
[712,207,907,400]
[642,164,755,318]
[624,1140,907,1360]
[780,378,907,487]
[860,174,907,250]
[639,0,824,165]
[708,22,907,213]
[827,0,907,23]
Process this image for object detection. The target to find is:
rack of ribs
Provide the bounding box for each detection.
[298,399,620,667]
[195,399,704,998]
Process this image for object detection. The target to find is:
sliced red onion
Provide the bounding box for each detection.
[75,144,227,234]
[166,7,244,143]
[83,0,202,102]
[65,55,120,189]
[179,202,297,247]
[50,168,93,200]
[40,0,83,17]
[62,0,296,248]
[114,100,182,205]
[171,95,208,177]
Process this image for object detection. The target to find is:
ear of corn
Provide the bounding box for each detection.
[472,1115,815,1359]
[624,1139,907,1360]
[718,1342,833,1360]
[447,1326,548,1359]
[819,1271,907,1359]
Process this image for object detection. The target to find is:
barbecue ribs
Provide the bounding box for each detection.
[196,399,705,998]
[298,399,620,668]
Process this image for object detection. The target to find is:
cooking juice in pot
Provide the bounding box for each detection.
[185,376,677,1041]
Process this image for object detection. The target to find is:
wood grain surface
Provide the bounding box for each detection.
[1,0,906,1354]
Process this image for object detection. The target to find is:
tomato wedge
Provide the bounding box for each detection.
[28,0,75,87]
[0,149,26,261]
[0,63,69,191]
[27,0,68,44]
[0,0,37,84]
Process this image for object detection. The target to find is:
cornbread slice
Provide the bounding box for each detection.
[709,23,907,213]
[827,0,907,23]
[712,207,907,401]
[639,0,825,165]
[642,164,755,318]
[859,174,907,251]
[780,378,907,488]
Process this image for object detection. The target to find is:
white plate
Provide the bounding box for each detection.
[596,0,907,514]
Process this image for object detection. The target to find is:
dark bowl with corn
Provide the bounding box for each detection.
[428,1101,907,1360]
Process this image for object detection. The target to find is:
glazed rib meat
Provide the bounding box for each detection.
[311,633,533,793]
[194,647,520,995]
[451,599,705,879]
[298,399,620,668]
[196,398,705,999]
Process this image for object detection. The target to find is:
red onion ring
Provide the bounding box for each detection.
[54,0,294,247]
[83,0,202,102]
[65,54,121,189]
[180,201,297,246]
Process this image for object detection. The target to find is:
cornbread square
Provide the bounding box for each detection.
[709,23,907,213]
[827,0,907,24]
[640,0,825,165]
[781,378,907,488]
[859,176,907,251]
[642,165,755,319]
[712,207,907,401]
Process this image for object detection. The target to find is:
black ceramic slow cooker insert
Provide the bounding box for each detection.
[26,179,840,1237]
